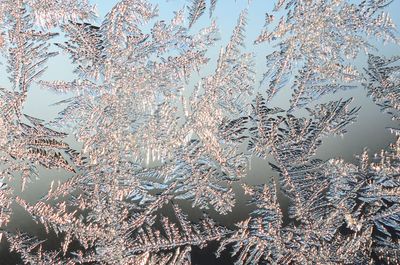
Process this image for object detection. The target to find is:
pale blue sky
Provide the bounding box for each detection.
[23,0,400,121]
[22,0,400,160]
[20,0,400,205]
[0,1,399,263]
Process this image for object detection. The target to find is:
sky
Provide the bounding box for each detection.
[0,0,399,263]
[5,0,400,223]
[23,0,400,118]
[22,0,400,164]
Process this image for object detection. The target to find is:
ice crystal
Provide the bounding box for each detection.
[256,0,398,108]
[187,0,206,28]
[0,0,92,234]
[365,54,400,120]
[217,55,400,264]
[8,0,236,262]
[0,0,399,264]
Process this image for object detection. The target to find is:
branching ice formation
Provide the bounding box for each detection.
[0,0,94,234]
[0,0,399,264]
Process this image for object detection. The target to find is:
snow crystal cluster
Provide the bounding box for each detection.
[0,0,399,264]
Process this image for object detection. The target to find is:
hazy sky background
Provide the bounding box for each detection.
[1,0,400,264]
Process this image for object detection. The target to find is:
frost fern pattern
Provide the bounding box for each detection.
[0,0,399,264]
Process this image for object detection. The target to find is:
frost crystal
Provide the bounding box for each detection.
[0,0,399,264]
[256,0,398,108]
[0,0,86,231]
